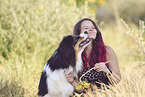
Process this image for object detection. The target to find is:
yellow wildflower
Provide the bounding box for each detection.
[98,0,106,6]
[38,6,44,12]
[75,81,90,90]
[69,0,76,4]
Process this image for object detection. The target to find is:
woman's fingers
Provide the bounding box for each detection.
[66,72,74,83]
[94,62,109,72]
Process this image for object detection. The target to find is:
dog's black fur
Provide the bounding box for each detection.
[38,35,79,96]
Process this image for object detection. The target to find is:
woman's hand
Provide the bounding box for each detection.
[66,73,85,93]
[94,62,110,73]
[66,72,75,84]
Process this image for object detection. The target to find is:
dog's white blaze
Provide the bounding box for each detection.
[80,32,88,39]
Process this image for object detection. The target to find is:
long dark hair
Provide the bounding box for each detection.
[73,18,107,68]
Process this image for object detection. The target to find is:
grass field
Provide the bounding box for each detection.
[0,0,145,97]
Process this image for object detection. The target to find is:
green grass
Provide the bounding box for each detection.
[0,0,145,97]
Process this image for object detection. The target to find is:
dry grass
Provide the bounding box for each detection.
[0,0,145,97]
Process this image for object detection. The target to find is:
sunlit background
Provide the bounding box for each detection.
[0,0,145,96]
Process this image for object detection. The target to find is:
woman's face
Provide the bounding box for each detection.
[81,20,97,40]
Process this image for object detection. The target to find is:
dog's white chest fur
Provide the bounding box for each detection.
[44,68,74,97]
[43,51,83,97]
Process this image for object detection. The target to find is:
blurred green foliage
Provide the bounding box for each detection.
[0,0,94,60]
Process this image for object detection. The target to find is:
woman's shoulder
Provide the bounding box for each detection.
[105,46,116,57]
[105,46,114,52]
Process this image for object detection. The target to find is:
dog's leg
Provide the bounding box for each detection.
[38,71,48,96]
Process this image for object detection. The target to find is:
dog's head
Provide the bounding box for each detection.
[73,31,91,54]
[48,31,91,70]
[60,31,91,50]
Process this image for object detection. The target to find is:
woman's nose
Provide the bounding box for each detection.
[89,28,93,31]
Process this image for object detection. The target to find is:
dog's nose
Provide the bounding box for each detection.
[84,31,88,34]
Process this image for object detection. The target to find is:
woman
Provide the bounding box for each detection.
[66,18,121,93]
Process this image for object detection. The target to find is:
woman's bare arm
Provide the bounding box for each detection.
[106,46,121,83]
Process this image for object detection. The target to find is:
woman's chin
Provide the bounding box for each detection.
[88,37,96,40]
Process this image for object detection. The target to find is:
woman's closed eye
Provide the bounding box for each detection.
[84,27,89,29]
[83,26,89,29]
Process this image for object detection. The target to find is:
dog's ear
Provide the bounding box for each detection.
[49,36,76,69]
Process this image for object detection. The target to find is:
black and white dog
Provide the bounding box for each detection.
[38,31,91,97]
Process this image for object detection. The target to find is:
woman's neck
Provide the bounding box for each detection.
[85,42,93,58]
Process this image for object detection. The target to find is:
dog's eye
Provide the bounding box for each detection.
[73,37,79,44]
[73,38,77,42]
